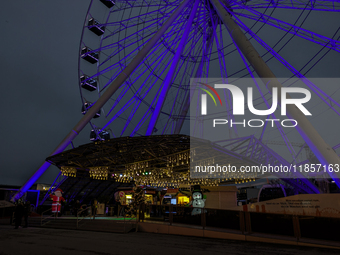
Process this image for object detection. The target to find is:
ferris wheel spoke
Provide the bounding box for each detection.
[103,27,186,133]
[96,32,176,89]
[214,1,306,162]
[157,51,199,134]
[162,15,207,134]
[104,4,176,28]
[116,0,172,8]
[191,26,217,137]
[206,7,240,137]
[232,14,340,117]
[101,61,166,134]
[118,44,181,135]
[158,32,205,134]
[101,4,178,42]
[103,97,138,130]
[131,109,153,136]
[174,27,215,134]
[79,0,193,137]
[109,14,191,135]
[298,28,340,75]
[232,0,340,12]
[214,24,228,79]
[228,14,340,165]
[218,23,241,137]
[104,82,131,118]
[98,23,167,70]
[218,21,238,136]
[125,9,193,87]
[96,12,191,84]
[205,6,227,79]
[97,7,186,69]
[146,0,200,136]
[226,7,310,77]
[232,3,340,52]
[120,100,143,136]
[227,25,299,160]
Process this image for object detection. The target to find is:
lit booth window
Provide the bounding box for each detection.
[81,102,101,118]
[144,189,156,204]
[80,75,97,91]
[100,0,115,8]
[178,196,190,205]
[81,46,98,64]
[88,18,105,36]
[161,189,191,205]
[126,194,133,204]
[90,129,110,141]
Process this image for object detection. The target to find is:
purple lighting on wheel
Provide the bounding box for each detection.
[231,0,340,12]
[16,0,340,201]
[231,1,340,53]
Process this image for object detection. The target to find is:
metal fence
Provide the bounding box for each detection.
[142,205,340,243]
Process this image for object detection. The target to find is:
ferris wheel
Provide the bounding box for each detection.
[13,0,340,201]
[78,0,340,162]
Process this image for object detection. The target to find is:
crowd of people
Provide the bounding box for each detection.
[11,197,128,228]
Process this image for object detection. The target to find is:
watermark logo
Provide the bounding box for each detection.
[201,84,311,116]
[199,83,311,128]
[198,82,222,115]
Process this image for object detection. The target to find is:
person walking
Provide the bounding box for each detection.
[23,201,31,228]
[115,199,121,217]
[74,200,81,217]
[14,201,24,229]
[92,199,98,219]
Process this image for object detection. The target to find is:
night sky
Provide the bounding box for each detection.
[1,1,339,187]
[1,1,91,185]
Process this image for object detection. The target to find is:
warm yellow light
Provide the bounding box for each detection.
[178,196,190,204]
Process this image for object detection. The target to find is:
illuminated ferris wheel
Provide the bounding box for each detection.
[78,0,340,161]
[13,0,340,201]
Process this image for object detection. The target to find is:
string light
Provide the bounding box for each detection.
[78,148,258,187]
[61,166,77,177]
[89,166,109,180]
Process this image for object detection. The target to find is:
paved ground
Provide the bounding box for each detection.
[0,225,339,255]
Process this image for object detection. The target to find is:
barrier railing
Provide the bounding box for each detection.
[40,208,56,226]
[142,205,340,244]
[8,202,339,243]
[120,205,139,233]
[76,206,92,228]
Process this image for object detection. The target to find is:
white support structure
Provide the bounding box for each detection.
[209,0,340,188]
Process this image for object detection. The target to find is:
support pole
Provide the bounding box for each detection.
[209,0,340,187]
[146,0,200,135]
[12,0,191,202]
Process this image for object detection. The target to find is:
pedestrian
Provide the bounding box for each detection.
[74,200,81,217]
[115,199,121,217]
[14,201,24,229]
[92,198,98,219]
[23,201,31,228]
